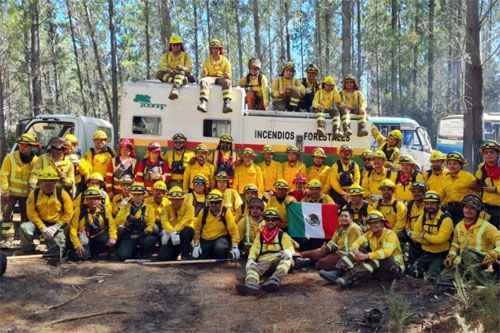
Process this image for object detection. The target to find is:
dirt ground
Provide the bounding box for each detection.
[0,256,461,333]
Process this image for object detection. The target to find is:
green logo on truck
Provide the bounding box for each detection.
[133,94,166,110]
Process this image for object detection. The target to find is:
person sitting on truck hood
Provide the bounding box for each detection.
[307,148,331,195]
[233,148,264,197]
[239,58,269,110]
[105,138,136,199]
[271,61,306,112]
[209,134,238,184]
[30,137,75,196]
[134,142,171,193]
[282,145,306,192]
[163,133,194,189]
[298,64,321,112]
[340,74,369,137]
[371,126,401,171]
[197,39,233,114]
[156,34,193,100]
[184,144,215,193]
[84,130,114,180]
[64,134,91,198]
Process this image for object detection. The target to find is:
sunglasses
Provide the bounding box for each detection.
[193,182,206,186]
[169,191,184,198]
[174,141,184,145]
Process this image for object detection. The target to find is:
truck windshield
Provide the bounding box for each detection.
[26,121,74,149]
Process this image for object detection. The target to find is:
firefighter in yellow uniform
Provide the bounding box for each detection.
[112,175,134,216]
[362,150,391,204]
[183,144,215,192]
[236,208,295,295]
[271,62,306,111]
[239,58,269,110]
[329,145,360,207]
[359,149,374,185]
[64,133,91,196]
[371,127,401,170]
[185,174,208,217]
[258,145,283,196]
[237,197,265,253]
[424,150,448,196]
[312,76,342,139]
[439,194,500,285]
[390,155,424,203]
[215,171,242,215]
[84,130,114,179]
[302,179,334,203]
[307,148,331,194]
[72,172,113,216]
[20,167,74,256]
[233,148,264,196]
[266,179,297,230]
[399,182,426,265]
[144,180,170,233]
[163,133,195,189]
[370,179,407,233]
[234,184,259,223]
[298,64,321,111]
[339,74,369,137]
[341,185,370,231]
[282,145,306,192]
[474,140,500,228]
[197,39,233,114]
[1,133,40,241]
[156,35,193,100]
[69,187,116,260]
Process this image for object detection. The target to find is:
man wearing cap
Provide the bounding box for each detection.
[197,39,233,113]
[410,191,454,279]
[192,189,240,259]
[298,64,321,112]
[158,186,195,261]
[184,144,215,192]
[144,180,170,234]
[390,155,424,203]
[424,150,448,196]
[303,179,334,204]
[233,148,264,196]
[30,137,75,195]
[209,134,238,181]
[307,148,331,194]
[290,174,307,201]
[282,145,306,192]
[341,185,370,231]
[339,75,369,137]
[186,174,208,217]
[266,179,297,230]
[258,145,283,197]
[362,149,391,204]
[359,149,374,185]
[474,140,500,228]
[64,133,91,197]
[105,138,136,198]
[1,133,40,242]
[271,62,306,112]
[135,142,171,193]
[371,126,401,170]
[20,167,73,256]
[320,210,404,286]
[215,171,242,215]
[239,58,269,110]
[370,179,407,233]
[156,34,193,100]
[329,144,360,208]
[84,130,114,179]
[441,152,477,224]
[114,183,156,261]
[238,197,265,253]
[312,76,343,139]
[236,208,295,295]
[69,186,116,260]
[112,175,134,216]
[438,194,500,285]
[163,133,194,189]
[399,182,426,265]
[234,183,259,223]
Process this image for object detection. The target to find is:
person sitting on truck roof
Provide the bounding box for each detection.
[312,76,342,139]
[30,137,75,196]
[197,39,233,114]
[163,133,194,189]
[371,126,401,171]
[233,148,264,197]
[307,148,331,195]
[185,174,208,217]
[105,138,136,199]
[282,145,306,192]
[215,171,242,216]
[156,34,193,100]
[258,145,283,199]
[144,180,170,235]
[271,61,306,112]
[389,155,424,203]
[84,130,114,180]
[328,145,360,208]
[112,175,133,216]
[184,144,215,193]
[290,173,307,201]
[424,150,448,197]
[340,74,369,137]
[298,64,321,112]
[64,134,91,198]
[239,58,269,110]
[134,142,171,193]
[362,150,391,205]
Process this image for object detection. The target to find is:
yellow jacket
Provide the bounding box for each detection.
[163,149,195,182]
[413,210,454,253]
[144,196,170,223]
[248,229,294,262]
[371,126,401,164]
[424,169,449,197]
[307,165,331,194]
[271,77,306,100]
[258,160,283,192]
[161,200,195,233]
[114,202,155,234]
[72,155,92,187]
[448,218,500,258]
[340,90,368,110]
[282,161,306,192]
[475,162,500,206]
[312,88,342,110]
[193,207,239,245]
[351,228,404,270]
[405,200,425,230]
[112,193,131,216]
[73,191,113,218]
[185,192,206,217]
[329,160,361,195]
[183,161,215,192]
[27,188,74,229]
[84,148,114,179]
[30,153,75,191]
[266,195,297,228]
[370,198,407,233]
[237,216,265,247]
[390,171,425,203]
[1,151,38,197]
[221,188,243,214]
[159,51,192,73]
[239,74,269,107]
[301,194,334,204]
[441,170,476,205]
[202,55,231,79]
[233,163,264,195]
[326,222,363,255]
[362,167,391,203]
[69,204,116,249]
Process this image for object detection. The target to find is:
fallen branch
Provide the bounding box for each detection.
[142,258,236,266]
[49,310,128,325]
[6,254,44,260]
[47,286,83,310]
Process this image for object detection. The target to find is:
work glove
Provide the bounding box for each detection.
[43,224,62,240]
[230,246,240,260]
[192,244,202,259]
[282,249,293,260]
[160,230,170,246]
[171,232,181,246]
[406,229,413,239]
[117,224,125,233]
[443,255,455,268]
[245,258,257,270]
[79,232,89,246]
[153,224,160,234]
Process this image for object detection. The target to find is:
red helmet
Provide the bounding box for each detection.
[293,173,307,184]
[119,138,135,157]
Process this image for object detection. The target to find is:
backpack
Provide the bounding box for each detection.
[337,160,355,187]
[344,201,369,225]
[127,205,147,233]
[258,230,284,260]
[34,187,64,207]
[80,204,108,237]
[376,198,399,215]
[90,146,115,159]
[421,211,453,243]
[142,158,164,182]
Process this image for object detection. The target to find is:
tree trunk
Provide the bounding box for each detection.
[206,0,211,42]
[454,0,463,114]
[30,0,42,116]
[0,65,6,159]
[108,0,119,143]
[411,0,420,101]
[324,2,331,74]
[143,0,151,79]
[463,0,483,171]
[233,0,243,79]
[356,0,362,81]
[252,0,262,60]
[47,0,61,112]
[315,0,322,72]
[390,0,399,115]
[193,0,200,79]
[427,0,435,136]
[159,0,171,52]
[284,0,291,61]
[341,0,352,78]
[374,0,381,115]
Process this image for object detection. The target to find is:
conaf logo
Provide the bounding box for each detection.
[133,94,166,110]
[304,213,321,227]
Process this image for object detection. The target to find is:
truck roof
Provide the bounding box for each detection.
[29,114,113,127]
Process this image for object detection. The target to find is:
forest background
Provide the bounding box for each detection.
[0,0,498,165]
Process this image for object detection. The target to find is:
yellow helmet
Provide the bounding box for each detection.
[479,140,500,154]
[84,186,103,199]
[93,130,108,140]
[38,166,60,181]
[312,147,326,158]
[262,144,274,153]
[87,172,104,183]
[153,180,167,191]
[16,133,39,146]
[209,39,223,48]
[215,171,229,181]
[169,34,182,44]
[348,184,365,195]
[365,210,386,224]
[119,174,134,184]
[411,182,426,191]
[168,186,185,199]
[194,144,208,152]
[282,61,295,72]
[379,179,395,189]
[207,189,223,202]
[286,145,300,153]
[264,207,281,219]
[373,150,387,160]
[64,134,79,144]
[322,76,335,85]
[388,129,402,141]
[399,155,416,165]
[274,179,290,189]
[220,133,233,143]
[446,151,467,166]
[423,190,441,202]
[340,144,353,152]
[361,149,373,159]
[243,183,259,193]
[241,147,256,156]
[130,183,146,194]
[193,174,208,184]
[306,64,320,74]
[429,150,446,161]
[307,179,322,189]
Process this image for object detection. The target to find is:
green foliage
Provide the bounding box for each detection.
[384,281,411,333]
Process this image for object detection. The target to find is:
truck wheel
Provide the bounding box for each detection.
[0,250,6,276]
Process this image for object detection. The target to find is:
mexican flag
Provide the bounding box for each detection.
[287,202,338,239]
